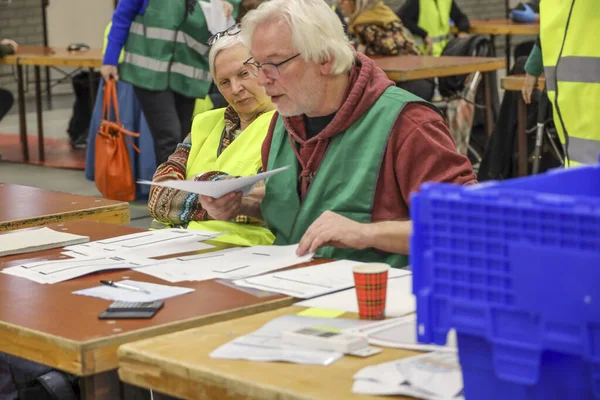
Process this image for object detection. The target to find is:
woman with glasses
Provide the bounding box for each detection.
[147,25,276,247]
[101,0,239,166]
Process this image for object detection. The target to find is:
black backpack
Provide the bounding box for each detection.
[438,35,495,97]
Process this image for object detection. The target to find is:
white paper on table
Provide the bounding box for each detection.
[1,255,155,284]
[64,229,219,259]
[297,274,415,317]
[352,379,462,399]
[73,280,194,302]
[352,352,463,399]
[343,314,456,352]
[0,227,90,257]
[136,245,312,283]
[198,0,236,34]
[234,260,410,299]
[137,166,289,198]
[210,315,375,365]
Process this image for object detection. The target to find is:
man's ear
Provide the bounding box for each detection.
[319,57,334,75]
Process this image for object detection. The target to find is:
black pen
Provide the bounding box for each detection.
[100,280,151,294]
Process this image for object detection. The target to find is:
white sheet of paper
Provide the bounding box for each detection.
[137,166,289,198]
[296,274,415,317]
[0,227,89,257]
[234,260,410,299]
[198,0,236,34]
[343,314,456,352]
[1,255,154,284]
[64,229,219,259]
[210,315,375,365]
[73,280,194,302]
[352,352,463,399]
[136,245,312,283]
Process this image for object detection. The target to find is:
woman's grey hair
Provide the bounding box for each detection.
[208,33,245,78]
[241,0,355,75]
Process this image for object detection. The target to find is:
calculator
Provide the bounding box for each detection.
[98,301,164,319]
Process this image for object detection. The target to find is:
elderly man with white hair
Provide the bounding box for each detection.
[200,0,476,268]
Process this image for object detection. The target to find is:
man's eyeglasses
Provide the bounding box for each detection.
[207,23,241,46]
[243,53,301,80]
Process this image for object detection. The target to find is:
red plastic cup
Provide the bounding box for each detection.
[353,263,390,320]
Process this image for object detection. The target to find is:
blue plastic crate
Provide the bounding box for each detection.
[410,163,600,399]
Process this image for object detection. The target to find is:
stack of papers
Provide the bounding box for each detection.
[137,166,289,197]
[1,255,154,284]
[234,260,411,299]
[343,315,456,352]
[353,352,463,399]
[136,245,313,282]
[73,280,194,302]
[210,315,375,365]
[63,229,220,259]
[297,274,415,317]
[0,227,89,257]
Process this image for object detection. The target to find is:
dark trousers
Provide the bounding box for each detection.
[133,86,196,165]
[0,88,14,122]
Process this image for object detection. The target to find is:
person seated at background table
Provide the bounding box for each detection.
[199,0,476,268]
[338,0,434,100]
[511,1,540,60]
[148,25,276,247]
[396,0,470,56]
[0,39,17,126]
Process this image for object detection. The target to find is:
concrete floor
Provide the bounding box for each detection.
[0,93,152,229]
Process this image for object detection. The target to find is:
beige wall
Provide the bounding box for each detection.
[47,0,113,47]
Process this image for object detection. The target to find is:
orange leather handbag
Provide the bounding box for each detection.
[94,79,140,202]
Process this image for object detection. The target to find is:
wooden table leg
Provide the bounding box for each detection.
[483,72,494,139]
[16,64,29,162]
[81,370,122,400]
[45,66,52,110]
[517,96,528,176]
[34,66,45,162]
[505,34,512,72]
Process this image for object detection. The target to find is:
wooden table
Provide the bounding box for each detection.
[0,46,102,162]
[453,19,540,71]
[500,74,546,176]
[373,55,505,138]
[0,183,129,231]
[119,306,422,400]
[0,220,306,399]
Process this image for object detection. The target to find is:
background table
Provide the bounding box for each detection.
[0,183,129,231]
[119,306,422,400]
[373,55,505,138]
[0,46,102,162]
[500,74,546,176]
[0,220,309,399]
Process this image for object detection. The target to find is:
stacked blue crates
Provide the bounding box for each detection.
[411,163,600,399]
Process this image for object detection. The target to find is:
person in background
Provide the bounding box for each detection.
[511,1,540,60]
[0,39,17,126]
[148,25,276,246]
[339,0,433,100]
[523,0,599,166]
[396,0,470,56]
[101,0,239,165]
[199,0,476,268]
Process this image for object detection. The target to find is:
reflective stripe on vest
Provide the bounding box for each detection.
[414,34,450,46]
[130,22,209,57]
[544,56,600,91]
[122,52,212,81]
[567,137,600,165]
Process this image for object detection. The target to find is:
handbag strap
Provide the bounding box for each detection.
[100,79,141,153]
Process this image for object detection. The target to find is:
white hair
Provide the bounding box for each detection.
[241,0,355,75]
[208,33,245,78]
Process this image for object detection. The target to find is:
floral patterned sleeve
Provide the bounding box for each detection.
[355,21,422,57]
[147,133,209,227]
